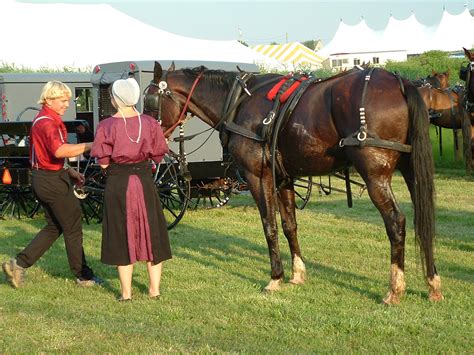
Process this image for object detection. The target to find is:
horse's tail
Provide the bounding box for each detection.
[405,83,436,277]
[461,109,473,174]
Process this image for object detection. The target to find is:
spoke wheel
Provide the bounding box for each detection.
[293,177,313,210]
[79,166,106,224]
[188,177,236,209]
[155,154,191,230]
[0,184,40,219]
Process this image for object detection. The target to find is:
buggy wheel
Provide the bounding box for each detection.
[0,185,40,219]
[188,177,235,210]
[155,155,191,230]
[293,177,313,210]
[79,166,106,224]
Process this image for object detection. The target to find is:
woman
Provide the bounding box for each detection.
[91,78,171,301]
[2,81,102,288]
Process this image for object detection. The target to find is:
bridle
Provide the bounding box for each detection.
[144,70,204,138]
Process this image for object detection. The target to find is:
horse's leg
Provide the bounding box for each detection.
[355,162,407,305]
[244,170,284,292]
[398,158,443,301]
[277,184,306,285]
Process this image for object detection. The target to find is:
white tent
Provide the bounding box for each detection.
[427,7,474,52]
[317,18,384,56]
[382,13,435,53]
[317,7,474,57]
[1,0,262,69]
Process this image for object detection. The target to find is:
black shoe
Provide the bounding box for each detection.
[76,275,104,287]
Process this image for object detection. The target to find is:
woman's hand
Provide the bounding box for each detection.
[67,168,85,187]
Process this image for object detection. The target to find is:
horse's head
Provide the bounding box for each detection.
[426,70,450,89]
[143,61,183,137]
[145,61,209,136]
[144,61,235,136]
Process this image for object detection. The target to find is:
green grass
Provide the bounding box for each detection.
[0,170,473,352]
[430,125,468,170]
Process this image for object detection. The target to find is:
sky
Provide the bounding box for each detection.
[20,0,474,46]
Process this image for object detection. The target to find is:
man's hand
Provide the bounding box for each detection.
[67,168,85,188]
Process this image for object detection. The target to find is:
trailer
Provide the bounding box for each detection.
[0,72,93,124]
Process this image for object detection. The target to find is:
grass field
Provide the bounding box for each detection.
[0,167,472,353]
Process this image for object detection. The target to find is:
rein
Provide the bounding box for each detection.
[163,71,204,138]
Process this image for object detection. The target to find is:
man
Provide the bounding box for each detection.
[2,81,102,288]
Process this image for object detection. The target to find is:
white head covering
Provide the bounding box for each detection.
[111,78,140,108]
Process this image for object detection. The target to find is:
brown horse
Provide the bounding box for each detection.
[414,70,450,89]
[418,85,473,172]
[144,62,442,304]
[427,70,450,89]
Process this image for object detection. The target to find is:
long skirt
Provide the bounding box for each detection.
[101,161,172,266]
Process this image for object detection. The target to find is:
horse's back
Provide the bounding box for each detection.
[279,69,413,177]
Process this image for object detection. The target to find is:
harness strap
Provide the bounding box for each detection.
[219,72,253,146]
[270,76,321,191]
[339,69,413,154]
[339,133,412,153]
[445,89,459,151]
[224,122,266,142]
[216,76,283,144]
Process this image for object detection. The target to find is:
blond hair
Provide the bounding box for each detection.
[37,81,72,105]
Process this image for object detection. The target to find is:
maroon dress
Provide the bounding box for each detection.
[91,114,172,266]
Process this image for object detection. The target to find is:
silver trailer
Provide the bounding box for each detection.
[0,72,93,124]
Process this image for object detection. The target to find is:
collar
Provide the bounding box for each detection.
[36,105,63,124]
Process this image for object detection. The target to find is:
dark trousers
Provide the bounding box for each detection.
[16,169,94,280]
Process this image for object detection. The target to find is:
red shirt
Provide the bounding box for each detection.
[91,114,168,165]
[30,105,67,170]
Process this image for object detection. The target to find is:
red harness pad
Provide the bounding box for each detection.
[267,75,308,103]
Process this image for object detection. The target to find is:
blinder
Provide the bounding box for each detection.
[143,70,180,124]
[459,64,468,82]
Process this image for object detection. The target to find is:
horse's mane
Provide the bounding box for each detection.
[182,66,236,91]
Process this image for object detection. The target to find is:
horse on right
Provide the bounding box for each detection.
[417,84,473,173]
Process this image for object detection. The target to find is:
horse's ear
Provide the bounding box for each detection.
[431,69,436,75]
[463,47,474,61]
[168,61,175,72]
[153,61,163,83]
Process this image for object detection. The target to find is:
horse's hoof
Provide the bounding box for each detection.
[289,275,305,285]
[382,292,401,305]
[263,279,283,292]
[429,291,444,302]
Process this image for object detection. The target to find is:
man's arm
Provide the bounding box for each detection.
[54,142,93,158]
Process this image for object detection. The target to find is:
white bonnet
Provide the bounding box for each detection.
[111,78,140,108]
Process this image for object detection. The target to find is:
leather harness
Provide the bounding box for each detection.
[147,67,415,197]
